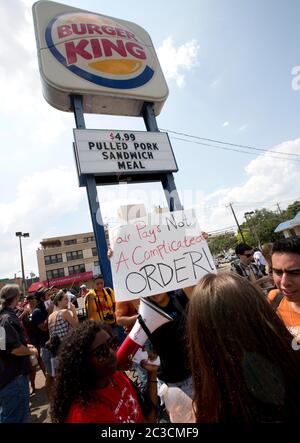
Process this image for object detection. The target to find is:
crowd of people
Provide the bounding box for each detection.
[1,236,300,423]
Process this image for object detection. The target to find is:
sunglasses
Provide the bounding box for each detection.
[90,336,119,361]
[244,253,253,258]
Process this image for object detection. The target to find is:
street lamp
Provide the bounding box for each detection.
[15,232,29,295]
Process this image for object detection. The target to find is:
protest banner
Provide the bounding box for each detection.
[109,209,216,301]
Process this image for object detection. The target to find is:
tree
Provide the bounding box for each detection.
[208,232,237,256]
[240,208,282,248]
[281,200,300,221]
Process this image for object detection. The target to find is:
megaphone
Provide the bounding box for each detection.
[116,297,173,369]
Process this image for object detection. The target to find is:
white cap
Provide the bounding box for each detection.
[80,284,87,289]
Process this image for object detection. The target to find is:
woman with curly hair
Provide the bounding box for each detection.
[188,272,300,422]
[51,320,158,423]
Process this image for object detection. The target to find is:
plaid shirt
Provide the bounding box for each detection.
[231,259,264,282]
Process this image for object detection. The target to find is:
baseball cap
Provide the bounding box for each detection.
[80,284,87,289]
[34,287,48,300]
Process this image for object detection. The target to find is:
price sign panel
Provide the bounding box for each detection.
[73,129,178,180]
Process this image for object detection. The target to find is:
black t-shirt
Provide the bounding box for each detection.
[31,302,49,348]
[0,307,31,389]
[149,290,191,383]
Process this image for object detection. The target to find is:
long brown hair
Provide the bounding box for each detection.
[188,272,300,422]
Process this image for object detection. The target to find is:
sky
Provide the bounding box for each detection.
[1,0,300,279]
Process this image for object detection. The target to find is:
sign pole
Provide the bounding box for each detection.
[71,95,113,288]
[142,102,183,211]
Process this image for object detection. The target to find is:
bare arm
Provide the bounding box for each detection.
[116,314,138,328]
[11,344,38,357]
[255,275,273,287]
[18,304,31,320]
[37,320,48,332]
[86,293,94,320]
[61,309,79,328]
[140,360,159,423]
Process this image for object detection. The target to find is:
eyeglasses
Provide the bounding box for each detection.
[244,253,253,258]
[90,336,119,361]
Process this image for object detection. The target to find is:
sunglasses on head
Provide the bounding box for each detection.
[90,336,119,361]
[244,252,253,258]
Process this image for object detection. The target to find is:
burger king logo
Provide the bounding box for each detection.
[45,12,155,89]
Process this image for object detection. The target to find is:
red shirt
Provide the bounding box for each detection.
[66,371,143,423]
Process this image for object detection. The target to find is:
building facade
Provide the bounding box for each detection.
[36,231,108,288]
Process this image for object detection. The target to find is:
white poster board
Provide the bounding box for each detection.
[109,209,216,301]
[73,129,178,176]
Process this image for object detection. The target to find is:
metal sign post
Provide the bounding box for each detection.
[142,102,183,212]
[72,95,113,288]
[72,98,182,288]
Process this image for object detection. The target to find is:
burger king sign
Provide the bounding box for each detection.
[33,1,168,116]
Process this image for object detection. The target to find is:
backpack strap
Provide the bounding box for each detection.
[104,287,115,312]
[85,290,104,321]
[271,291,284,310]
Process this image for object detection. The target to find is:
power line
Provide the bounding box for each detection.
[207,225,236,234]
[161,128,300,159]
[168,136,300,163]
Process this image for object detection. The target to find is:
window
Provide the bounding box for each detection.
[44,254,62,265]
[66,250,83,261]
[68,264,86,275]
[64,239,77,245]
[83,236,95,242]
[92,247,98,257]
[46,268,65,279]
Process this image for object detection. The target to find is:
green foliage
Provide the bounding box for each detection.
[208,201,300,255]
[208,232,237,256]
[239,205,297,247]
[281,201,300,221]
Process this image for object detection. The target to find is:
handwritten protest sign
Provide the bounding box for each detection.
[109,209,216,301]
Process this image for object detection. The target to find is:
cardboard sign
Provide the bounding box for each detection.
[109,209,216,301]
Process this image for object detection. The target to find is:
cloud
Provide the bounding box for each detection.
[0,167,86,277]
[222,121,229,127]
[239,124,248,131]
[157,36,200,88]
[195,138,300,233]
[0,167,84,234]
[210,78,221,88]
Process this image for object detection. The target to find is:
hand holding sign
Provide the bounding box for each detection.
[109,209,216,301]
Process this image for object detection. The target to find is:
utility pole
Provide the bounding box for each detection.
[15,232,30,295]
[276,202,283,216]
[227,203,245,242]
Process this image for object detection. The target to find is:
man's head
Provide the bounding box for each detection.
[271,236,300,303]
[0,284,21,309]
[93,274,104,291]
[26,293,38,309]
[46,286,58,298]
[235,243,254,265]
